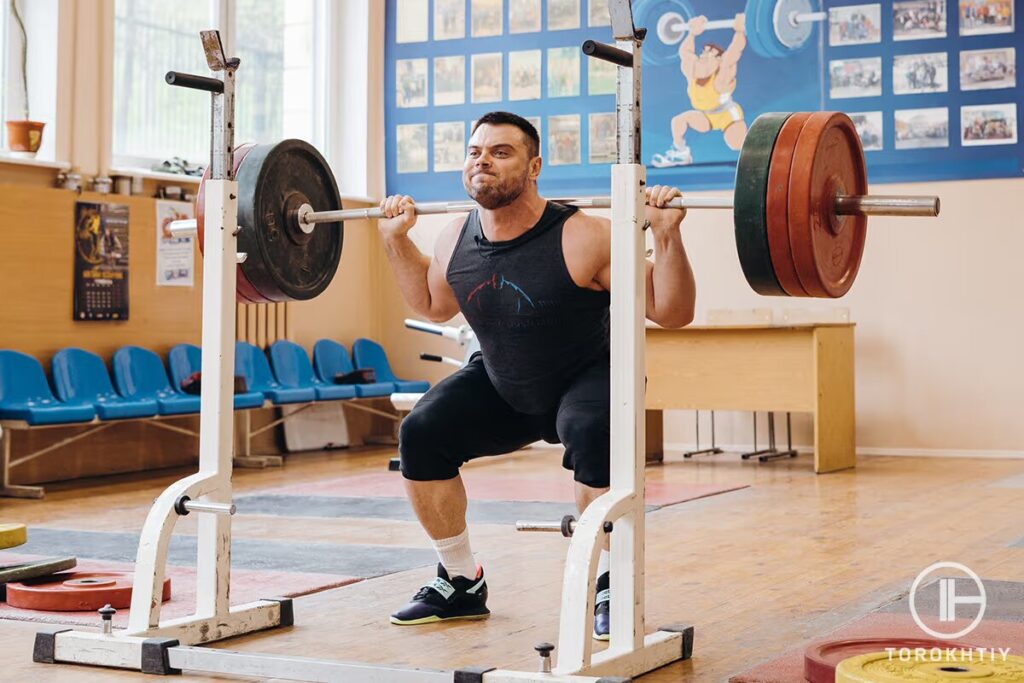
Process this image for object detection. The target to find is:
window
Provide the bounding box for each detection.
[2,0,60,160]
[112,0,326,172]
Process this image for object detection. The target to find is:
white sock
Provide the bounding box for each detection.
[432,528,477,580]
[598,549,610,578]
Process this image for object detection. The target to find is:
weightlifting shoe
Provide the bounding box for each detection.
[650,144,693,168]
[390,563,490,625]
[593,571,610,641]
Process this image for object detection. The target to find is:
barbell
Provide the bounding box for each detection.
[634,0,825,65]
[187,111,938,304]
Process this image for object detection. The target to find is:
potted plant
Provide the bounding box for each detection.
[5,0,45,157]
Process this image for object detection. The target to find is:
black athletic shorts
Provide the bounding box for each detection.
[399,352,610,488]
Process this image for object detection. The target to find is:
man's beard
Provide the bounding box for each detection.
[465,171,528,210]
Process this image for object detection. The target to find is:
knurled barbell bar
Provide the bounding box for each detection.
[190,111,939,305]
[635,0,824,65]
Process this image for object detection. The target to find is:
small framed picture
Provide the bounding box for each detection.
[396,0,429,43]
[509,50,542,101]
[829,57,883,99]
[588,0,611,26]
[472,53,503,103]
[894,107,949,149]
[959,0,1014,35]
[396,59,428,108]
[828,4,882,46]
[893,52,948,95]
[848,111,884,151]
[434,56,466,106]
[588,57,617,95]
[434,122,466,172]
[396,124,428,173]
[589,113,617,163]
[893,0,947,40]
[960,47,1016,91]
[548,0,581,30]
[961,103,1017,146]
[434,0,466,41]
[472,0,504,37]
[548,47,581,98]
[548,115,581,165]
[510,0,542,33]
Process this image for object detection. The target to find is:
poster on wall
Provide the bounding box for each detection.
[155,199,195,287]
[385,0,1024,199]
[73,202,130,321]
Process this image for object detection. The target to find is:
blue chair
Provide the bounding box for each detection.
[0,350,95,425]
[269,340,356,401]
[168,343,265,410]
[51,348,158,420]
[312,339,396,398]
[112,346,201,416]
[352,338,430,393]
[235,341,315,405]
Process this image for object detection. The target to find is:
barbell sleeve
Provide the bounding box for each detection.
[301,194,939,225]
[515,521,566,533]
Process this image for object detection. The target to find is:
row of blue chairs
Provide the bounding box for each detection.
[0,338,430,426]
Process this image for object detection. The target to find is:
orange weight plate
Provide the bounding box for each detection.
[766,112,813,296]
[5,570,171,611]
[197,143,269,303]
[805,637,974,683]
[787,112,868,298]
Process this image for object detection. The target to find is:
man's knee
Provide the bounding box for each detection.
[398,407,459,481]
[557,404,610,488]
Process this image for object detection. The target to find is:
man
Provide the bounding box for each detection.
[651,14,748,168]
[379,112,695,640]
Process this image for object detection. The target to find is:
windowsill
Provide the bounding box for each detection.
[108,166,203,185]
[0,154,71,171]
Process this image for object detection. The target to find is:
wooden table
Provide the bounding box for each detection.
[645,323,855,473]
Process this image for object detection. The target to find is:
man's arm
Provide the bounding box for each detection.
[721,13,746,67]
[378,195,462,323]
[679,16,707,79]
[589,187,696,329]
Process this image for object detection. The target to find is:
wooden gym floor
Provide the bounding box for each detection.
[1,445,1022,682]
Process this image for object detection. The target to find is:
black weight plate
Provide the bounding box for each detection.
[236,139,343,302]
[734,112,791,296]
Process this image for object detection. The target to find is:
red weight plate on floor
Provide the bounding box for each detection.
[196,144,271,304]
[805,637,973,683]
[787,112,868,298]
[765,112,813,297]
[5,570,171,611]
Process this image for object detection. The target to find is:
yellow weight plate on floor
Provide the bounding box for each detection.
[837,650,1024,681]
[0,523,27,549]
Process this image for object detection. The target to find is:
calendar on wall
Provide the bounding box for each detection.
[385,0,1022,200]
[73,202,130,321]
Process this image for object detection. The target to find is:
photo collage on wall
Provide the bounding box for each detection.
[826,0,1017,153]
[390,0,618,185]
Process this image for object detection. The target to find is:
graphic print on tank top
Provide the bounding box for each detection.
[446,202,609,414]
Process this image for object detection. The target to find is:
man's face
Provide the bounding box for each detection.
[695,46,722,78]
[463,124,539,209]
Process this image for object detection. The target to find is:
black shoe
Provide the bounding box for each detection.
[594,571,610,641]
[390,563,490,625]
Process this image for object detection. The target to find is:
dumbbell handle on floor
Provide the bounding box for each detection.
[301,194,939,225]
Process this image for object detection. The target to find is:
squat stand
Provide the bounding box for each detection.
[34,3,692,681]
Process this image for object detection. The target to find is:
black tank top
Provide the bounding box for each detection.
[446,202,610,414]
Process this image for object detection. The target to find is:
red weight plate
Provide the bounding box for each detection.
[766,112,813,297]
[805,637,973,683]
[5,571,171,611]
[787,112,868,298]
[196,144,271,304]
